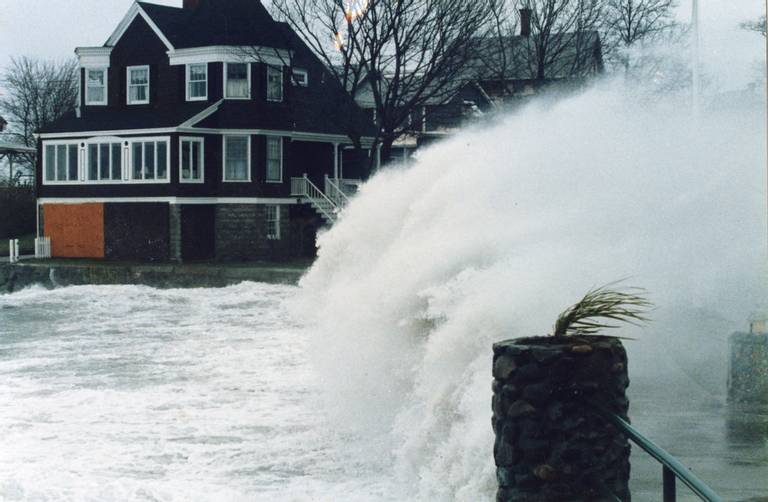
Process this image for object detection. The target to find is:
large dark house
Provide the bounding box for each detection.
[354,9,604,158]
[37,0,375,262]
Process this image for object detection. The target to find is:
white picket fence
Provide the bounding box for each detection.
[7,236,51,262]
[35,237,51,259]
[8,239,20,263]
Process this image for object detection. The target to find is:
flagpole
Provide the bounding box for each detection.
[692,0,701,116]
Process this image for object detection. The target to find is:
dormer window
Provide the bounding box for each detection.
[225,63,250,99]
[267,65,283,102]
[127,65,150,105]
[186,63,208,101]
[85,69,107,105]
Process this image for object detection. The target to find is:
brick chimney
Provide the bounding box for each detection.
[183,0,203,10]
[519,8,532,37]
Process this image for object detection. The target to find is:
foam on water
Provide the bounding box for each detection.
[296,80,767,500]
[0,284,401,501]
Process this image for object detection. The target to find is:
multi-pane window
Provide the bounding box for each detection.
[225,63,249,99]
[131,140,168,181]
[127,66,150,104]
[264,205,281,240]
[266,65,283,102]
[44,143,79,182]
[87,142,123,181]
[180,137,204,182]
[223,136,250,181]
[86,69,107,105]
[187,63,207,101]
[266,137,282,182]
[291,68,308,87]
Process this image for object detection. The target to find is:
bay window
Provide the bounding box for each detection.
[223,135,250,182]
[225,63,250,99]
[266,65,283,102]
[43,143,79,183]
[130,139,168,181]
[87,142,122,181]
[266,137,282,182]
[86,68,107,105]
[180,137,204,183]
[186,63,207,101]
[127,65,150,104]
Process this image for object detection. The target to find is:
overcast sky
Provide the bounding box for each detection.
[0,0,765,97]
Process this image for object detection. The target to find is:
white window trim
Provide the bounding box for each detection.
[85,140,125,184]
[42,140,81,185]
[179,137,205,184]
[266,65,284,102]
[291,68,308,87]
[85,68,108,106]
[265,205,281,240]
[223,62,251,100]
[222,135,251,182]
[127,65,150,105]
[265,136,283,183]
[126,136,171,184]
[186,63,208,102]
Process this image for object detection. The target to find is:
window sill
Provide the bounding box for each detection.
[222,179,252,183]
[186,96,208,102]
[224,96,251,100]
[265,180,283,184]
[180,179,205,184]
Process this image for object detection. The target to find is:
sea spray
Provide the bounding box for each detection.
[296,80,766,500]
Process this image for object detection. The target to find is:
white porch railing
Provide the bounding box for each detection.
[8,239,20,263]
[35,237,51,259]
[291,174,340,223]
[324,175,350,207]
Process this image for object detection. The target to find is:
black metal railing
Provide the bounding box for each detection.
[590,403,722,502]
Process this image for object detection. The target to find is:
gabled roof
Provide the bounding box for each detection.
[466,32,603,81]
[109,0,293,51]
[38,102,212,134]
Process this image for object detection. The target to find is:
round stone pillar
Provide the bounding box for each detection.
[492,336,631,502]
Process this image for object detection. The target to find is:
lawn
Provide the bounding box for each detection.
[0,233,36,257]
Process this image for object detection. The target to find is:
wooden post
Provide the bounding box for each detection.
[333,142,340,181]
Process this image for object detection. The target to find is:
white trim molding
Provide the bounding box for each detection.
[186,63,208,102]
[39,127,377,149]
[39,197,299,205]
[179,136,205,184]
[167,46,291,67]
[84,67,108,106]
[223,62,251,100]
[265,136,283,183]
[127,65,151,105]
[222,134,251,182]
[180,100,223,128]
[106,2,175,51]
[75,47,112,68]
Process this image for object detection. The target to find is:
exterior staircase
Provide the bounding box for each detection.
[291,175,357,224]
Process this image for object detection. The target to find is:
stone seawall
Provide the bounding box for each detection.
[0,261,307,294]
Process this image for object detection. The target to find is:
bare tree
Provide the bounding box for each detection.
[741,15,767,37]
[0,57,78,174]
[271,0,492,164]
[603,0,678,72]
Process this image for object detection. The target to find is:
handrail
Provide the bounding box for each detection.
[297,175,338,222]
[590,403,722,502]
[324,175,350,206]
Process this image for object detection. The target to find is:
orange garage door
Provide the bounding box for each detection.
[43,203,105,258]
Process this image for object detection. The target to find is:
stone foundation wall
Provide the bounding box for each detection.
[492,336,631,502]
[214,204,291,262]
[169,204,182,263]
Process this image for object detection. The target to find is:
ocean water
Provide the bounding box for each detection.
[0,284,401,502]
[0,283,766,501]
